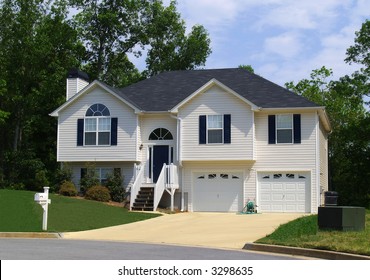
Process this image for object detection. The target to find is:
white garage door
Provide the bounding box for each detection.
[258,172,310,213]
[193,172,243,212]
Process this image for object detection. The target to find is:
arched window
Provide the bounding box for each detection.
[85,103,110,116]
[149,128,173,140]
[84,104,111,145]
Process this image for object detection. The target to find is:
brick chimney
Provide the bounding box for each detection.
[66,68,89,101]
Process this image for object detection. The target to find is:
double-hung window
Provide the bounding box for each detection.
[276,114,293,143]
[85,117,111,145]
[199,114,231,144]
[207,115,223,143]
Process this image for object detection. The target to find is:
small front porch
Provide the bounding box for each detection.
[130,163,179,211]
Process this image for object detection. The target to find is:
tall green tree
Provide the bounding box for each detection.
[286,67,370,207]
[70,0,211,85]
[145,1,211,76]
[0,0,83,189]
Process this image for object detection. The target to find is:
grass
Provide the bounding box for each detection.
[0,189,161,232]
[256,211,370,256]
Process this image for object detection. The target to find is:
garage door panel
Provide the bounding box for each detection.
[285,194,296,201]
[285,183,297,191]
[272,193,284,201]
[272,184,283,191]
[260,183,271,191]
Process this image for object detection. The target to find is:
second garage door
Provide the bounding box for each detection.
[193,172,243,212]
[258,172,310,213]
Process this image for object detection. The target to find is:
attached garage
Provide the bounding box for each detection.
[258,172,310,213]
[193,172,243,212]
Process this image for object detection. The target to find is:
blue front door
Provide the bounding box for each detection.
[153,145,169,183]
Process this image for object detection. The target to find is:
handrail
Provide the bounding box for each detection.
[153,164,166,211]
[154,163,179,211]
[130,164,144,210]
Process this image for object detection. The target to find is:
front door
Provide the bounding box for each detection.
[152,145,169,183]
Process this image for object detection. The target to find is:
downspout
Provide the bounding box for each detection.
[315,112,320,212]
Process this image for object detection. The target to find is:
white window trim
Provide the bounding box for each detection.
[276,114,293,144]
[207,115,224,144]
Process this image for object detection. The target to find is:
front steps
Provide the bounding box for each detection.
[131,185,154,211]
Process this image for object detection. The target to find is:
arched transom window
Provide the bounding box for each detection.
[149,128,173,140]
[85,103,111,145]
[86,103,110,116]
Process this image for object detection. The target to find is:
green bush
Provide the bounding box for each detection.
[80,163,99,194]
[106,170,125,202]
[85,186,111,202]
[59,181,77,197]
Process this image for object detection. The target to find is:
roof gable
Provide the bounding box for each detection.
[171,78,260,113]
[115,68,319,111]
[50,80,141,117]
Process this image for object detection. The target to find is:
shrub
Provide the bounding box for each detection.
[85,185,111,202]
[80,163,99,194]
[106,169,125,202]
[59,181,77,196]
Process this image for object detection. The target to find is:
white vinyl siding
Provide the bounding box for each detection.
[178,85,254,160]
[255,111,318,213]
[57,87,138,162]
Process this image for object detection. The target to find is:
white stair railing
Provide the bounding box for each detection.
[130,164,144,210]
[154,163,179,211]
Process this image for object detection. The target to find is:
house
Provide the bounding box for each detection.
[50,68,331,213]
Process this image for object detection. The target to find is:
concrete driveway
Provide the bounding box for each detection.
[63,212,304,249]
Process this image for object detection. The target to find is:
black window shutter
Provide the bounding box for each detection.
[293,114,301,144]
[80,168,87,179]
[199,115,206,144]
[111,118,118,146]
[224,114,231,144]
[113,168,121,177]
[268,115,276,144]
[77,119,84,146]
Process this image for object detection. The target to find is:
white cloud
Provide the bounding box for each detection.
[264,33,303,59]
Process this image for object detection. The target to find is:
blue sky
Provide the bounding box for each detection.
[153,0,369,87]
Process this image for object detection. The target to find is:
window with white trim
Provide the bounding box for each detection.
[276,114,293,143]
[207,115,223,143]
[85,104,111,146]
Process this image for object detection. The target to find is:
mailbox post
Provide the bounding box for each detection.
[34,187,51,231]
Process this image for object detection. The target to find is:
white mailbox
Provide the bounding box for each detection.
[34,193,48,203]
[34,187,51,231]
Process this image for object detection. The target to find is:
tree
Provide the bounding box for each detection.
[70,0,211,84]
[286,67,370,207]
[238,64,255,73]
[346,20,370,75]
[0,0,83,189]
[145,1,211,76]
[345,19,370,105]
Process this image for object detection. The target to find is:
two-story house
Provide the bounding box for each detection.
[50,68,331,213]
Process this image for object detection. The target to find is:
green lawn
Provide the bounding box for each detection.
[256,211,370,256]
[0,189,161,232]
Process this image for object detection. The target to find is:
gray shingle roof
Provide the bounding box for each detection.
[115,68,318,111]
